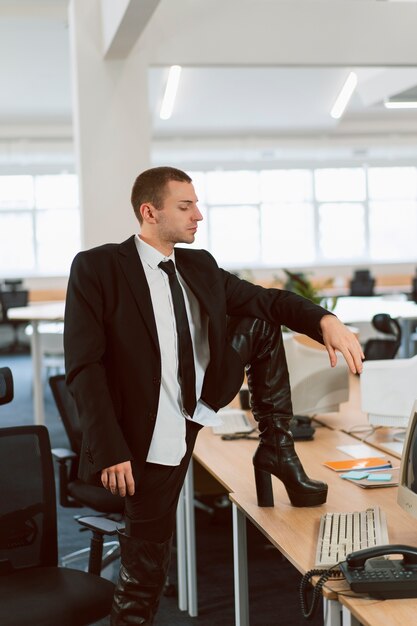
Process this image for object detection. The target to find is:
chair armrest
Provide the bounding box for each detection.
[51,447,77,461]
[76,515,125,575]
[77,515,124,536]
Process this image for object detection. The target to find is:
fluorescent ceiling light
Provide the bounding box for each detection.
[160,65,182,120]
[330,71,358,119]
[384,100,417,109]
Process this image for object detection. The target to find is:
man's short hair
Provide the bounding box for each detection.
[131,166,192,224]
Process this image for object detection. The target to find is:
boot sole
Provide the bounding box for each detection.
[254,467,328,507]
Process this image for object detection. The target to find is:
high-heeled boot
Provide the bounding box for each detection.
[253,416,328,507]
[228,316,327,508]
[110,531,172,626]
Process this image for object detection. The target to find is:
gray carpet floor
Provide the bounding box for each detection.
[0,353,324,626]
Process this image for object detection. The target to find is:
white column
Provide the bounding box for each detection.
[68,0,151,250]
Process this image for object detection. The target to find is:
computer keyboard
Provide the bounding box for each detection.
[212,409,253,435]
[315,506,389,568]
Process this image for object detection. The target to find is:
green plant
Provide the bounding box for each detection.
[282,269,337,311]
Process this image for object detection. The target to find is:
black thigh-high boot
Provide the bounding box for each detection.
[110,531,172,625]
[228,317,327,508]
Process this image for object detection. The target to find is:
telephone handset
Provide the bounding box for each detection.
[340,544,417,599]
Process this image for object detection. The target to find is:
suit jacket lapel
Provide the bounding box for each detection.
[175,254,216,320]
[117,236,159,351]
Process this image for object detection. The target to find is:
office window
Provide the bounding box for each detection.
[0,173,79,276]
[369,201,417,261]
[368,167,417,201]
[368,167,417,262]
[319,203,365,259]
[315,168,366,202]
[206,171,260,204]
[0,175,34,208]
[261,202,315,265]
[260,169,312,202]
[209,205,260,265]
[0,212,35,272]
[188,164,417,269]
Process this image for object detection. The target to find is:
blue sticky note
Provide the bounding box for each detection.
[367,473,392,482]
[340,471,369,480]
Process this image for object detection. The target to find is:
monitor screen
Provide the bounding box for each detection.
[360,355,417,430]
[397,402,417,520]
[282,332,349,416]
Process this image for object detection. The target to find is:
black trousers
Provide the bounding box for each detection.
[124,419,202,542]
[124,317,289,542]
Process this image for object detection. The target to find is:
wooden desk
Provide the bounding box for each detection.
[7,301,65,425]
[192,421,417,625]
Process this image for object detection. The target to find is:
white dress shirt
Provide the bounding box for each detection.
[135,235,221,466]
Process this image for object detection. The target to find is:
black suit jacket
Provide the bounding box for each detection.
[64,236,329,484]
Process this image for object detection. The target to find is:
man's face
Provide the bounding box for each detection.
[154,180,203,246]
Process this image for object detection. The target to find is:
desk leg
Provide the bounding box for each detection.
[31,321,45,425]
[184,462,198,617]
[232,503,249,626]
[323,598,342,626]
[400,318,412,358]
[176,486,188,611]
[341,605,361,626]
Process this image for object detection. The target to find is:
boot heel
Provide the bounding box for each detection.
[254,467,274,507]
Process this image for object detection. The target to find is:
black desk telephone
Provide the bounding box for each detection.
[300,544,417,618]
[289,415,315,441]
[340,544,417,599]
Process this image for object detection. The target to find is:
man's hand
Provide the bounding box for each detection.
[320,314,365,375]
[101,460,135,497]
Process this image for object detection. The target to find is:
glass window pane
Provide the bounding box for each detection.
[206,171,260,204]
[0,213,35,271]
[36,209,81,273]
[35,175,78,209]
[369,201,417,261]
[368,167,417,200]
[209,205,260,266]
[319,203,365,259]
[261,203,315,265]
[0,176,34,209]
[315,168,366,202]
[188,171,206,203]
[260,169,313,202]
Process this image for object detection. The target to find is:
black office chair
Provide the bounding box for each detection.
[49,374,124,570]
[349,269,375,297]
[49,374,125,513]
[363,313,402,361]
[0,287,30,353]
[0,424,115,626]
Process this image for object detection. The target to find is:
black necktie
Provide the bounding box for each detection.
[159,260,197,417]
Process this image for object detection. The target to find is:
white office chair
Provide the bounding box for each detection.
[282,332,350,416]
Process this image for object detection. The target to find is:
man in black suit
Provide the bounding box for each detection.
[64,166,363,625]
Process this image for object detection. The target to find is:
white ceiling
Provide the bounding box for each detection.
[1,0,417,166]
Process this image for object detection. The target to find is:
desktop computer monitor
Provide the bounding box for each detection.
[282,332,350,416]
[398,399,417,521]
[360,355,417,430]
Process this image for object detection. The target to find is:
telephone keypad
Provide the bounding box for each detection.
[341,559,417,598]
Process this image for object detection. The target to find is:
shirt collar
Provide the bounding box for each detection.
[135,234,175,269]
